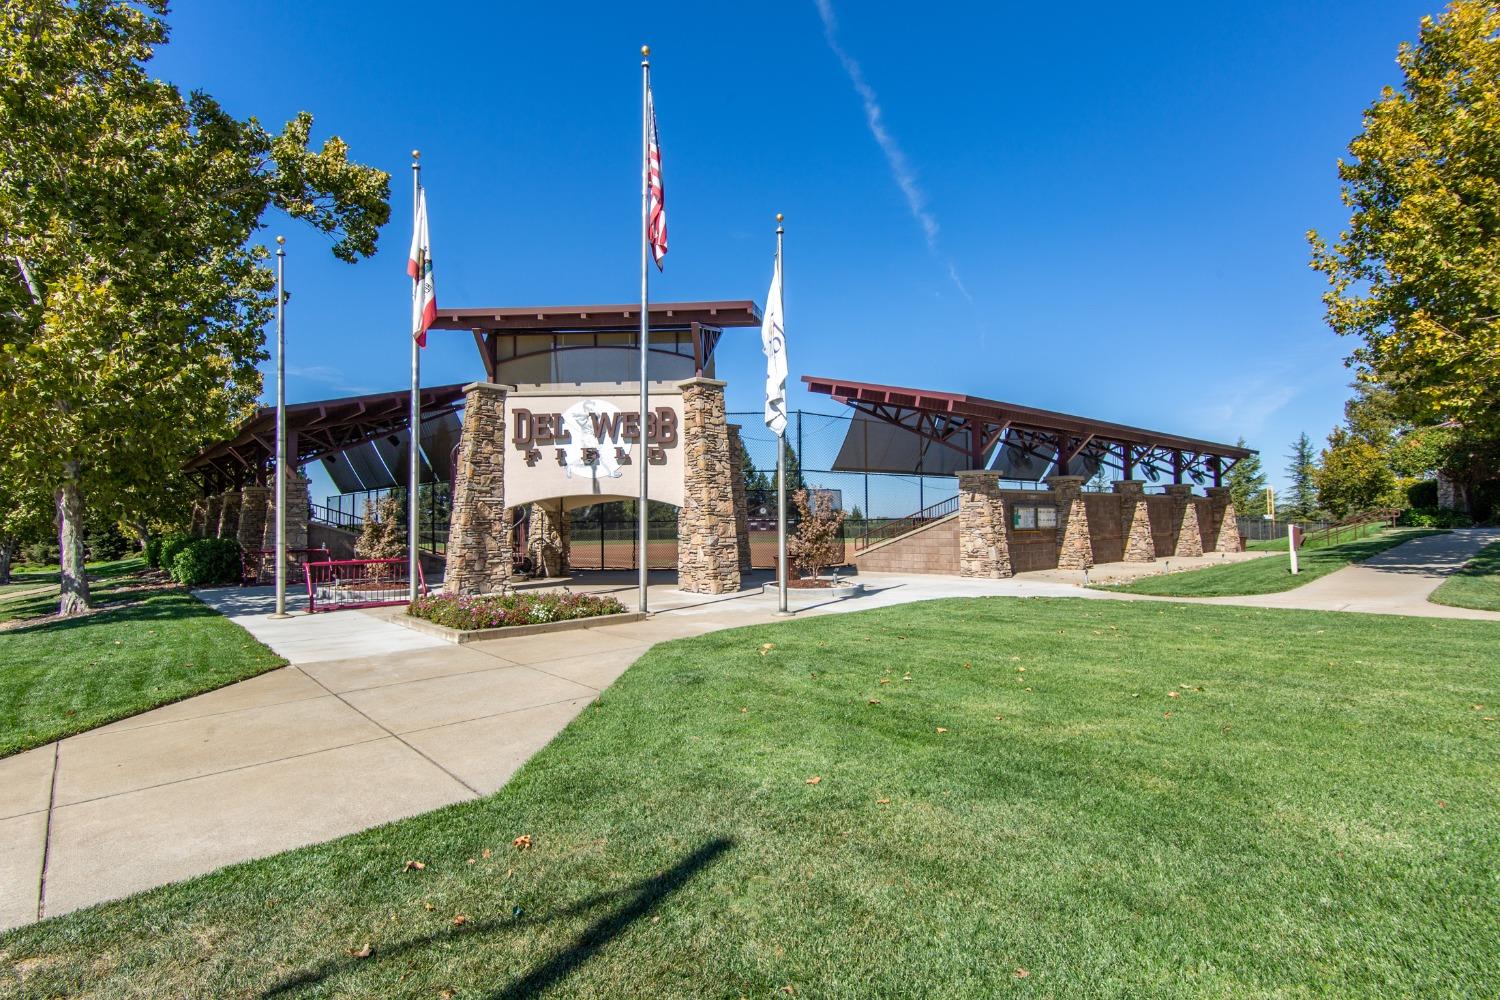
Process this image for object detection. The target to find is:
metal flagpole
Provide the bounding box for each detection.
[637,45,651,615]
[775,215,788,614]
[270,236,290,619]
[409,151,422,603]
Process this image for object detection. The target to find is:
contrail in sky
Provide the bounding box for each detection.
[814,0,970,300]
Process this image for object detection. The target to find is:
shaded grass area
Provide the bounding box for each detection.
[3,598,1496,998]
[0,562,285,757]
[1430,540,1500,612]
[0,559,144,619]
[1101,528,1447,597]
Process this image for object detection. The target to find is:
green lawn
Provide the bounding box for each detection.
[1102,527,1446,597]
[3,598,1496,998]
[1244,519,1393,552]
[0,559,285,757]
[1430,540,1500,612]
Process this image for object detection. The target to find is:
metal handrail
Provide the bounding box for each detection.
[854,494,960,551]
[1303,507,1402,549]
[310,503,362,530]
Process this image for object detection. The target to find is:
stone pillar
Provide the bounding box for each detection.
[216,488,242,542]
[529,502,571,578]
[202,493,223,539]
[957,470,1011,578]
[727,424,753,574]
[1050,475,1094,570]
[677,377,743,594]
[1113,480,1155,562]
[285,474,310,551]
[259,489,277,552]
[445,382,512,595]
[1165,484,1204,557]
[188,497,208,538]
[237,485,269,553]
[1204,486,1242,553]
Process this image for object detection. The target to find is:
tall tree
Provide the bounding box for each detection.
[1309,1,1500,443]
[0,0,390,614]
[1224,437,1267,515]
[1283,433,1320,519]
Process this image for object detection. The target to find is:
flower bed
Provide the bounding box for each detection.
[408,591,627,631]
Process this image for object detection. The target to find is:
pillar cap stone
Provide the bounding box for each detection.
[1203,486,1232,497]
[1163,483,1197,495]
[461,381,515,395]
[677,376,728,389]
[1048,475,1088,487]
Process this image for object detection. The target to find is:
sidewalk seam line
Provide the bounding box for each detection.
[66,677,326,741]
[394,693,600,738]
[35,741,60,920]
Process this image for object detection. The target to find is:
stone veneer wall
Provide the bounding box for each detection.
[237,485,269,553]
[727,424,753,574]
[1114,481,1156,562]
[216,489,242,541]
[1164,484,1204,557]
[1204,487,1242,553]
[445,382,512,595]
[1051,476,1094,570]
[529,503,571,578]
[188,498,208,539]
[258,472,310,552]
[957,471,1011,577]
[202,493,222,539]
[677,378,742,594]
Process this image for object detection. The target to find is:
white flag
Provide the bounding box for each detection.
[407,187,436,347]
[761,250,787,437]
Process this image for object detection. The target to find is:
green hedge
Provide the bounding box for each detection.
[1398,506,1473,528]
[171,538,243,587]
[157,534,194,572]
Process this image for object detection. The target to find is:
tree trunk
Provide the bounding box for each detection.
[0,539,11,586]
[56,465,90,615]
[131,518,149,552]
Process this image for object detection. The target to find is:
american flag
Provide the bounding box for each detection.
[646,85,668,269]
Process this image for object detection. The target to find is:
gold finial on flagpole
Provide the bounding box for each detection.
[641,45,650,63]
[411,149,420,164]
[275,235,285,246]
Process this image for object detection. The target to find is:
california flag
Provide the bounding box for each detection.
[408,187,436,347]
[761,250,787,437]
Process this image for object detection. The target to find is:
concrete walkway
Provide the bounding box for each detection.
[0,570,1097,930]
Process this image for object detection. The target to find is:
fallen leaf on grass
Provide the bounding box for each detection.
[1014,967,1029,979]
[868,699,881,705]
[1167,691,1180,699]
[876,798,891,805]
[466,857,476,865]
[482,848,492,859]
[935,727,949,733]
[1016,666,1026,673]
[740,706,748,713]
[348,943,372,959]
[440,989,456,999]
[759,643,775,656]
[452,914,468,926]
[805,776,822,785]
[781,986,796,995]
[963,662,972,670]
[879,678,890,685]
[1437,800,1447,808]
[1163,711,1173,718]
[403,860,426,871]
[993,715,1004,721]
[422,901,435,912]
[513,834,533,850]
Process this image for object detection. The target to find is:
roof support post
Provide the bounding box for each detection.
[1121,442,1135,480]
[1172,451,1183,485]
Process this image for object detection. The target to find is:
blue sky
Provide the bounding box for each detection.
[152,1,1435,498]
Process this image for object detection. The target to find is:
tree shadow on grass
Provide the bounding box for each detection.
[257,837,734,1000]
[3,589,217,637]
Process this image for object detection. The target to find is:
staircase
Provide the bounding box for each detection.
[850,496,961,575]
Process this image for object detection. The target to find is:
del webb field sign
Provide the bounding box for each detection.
[505,385,686,509]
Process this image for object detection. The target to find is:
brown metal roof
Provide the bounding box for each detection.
[184,384,468,487]
[804,375,1253,483]
[429,300,762,333]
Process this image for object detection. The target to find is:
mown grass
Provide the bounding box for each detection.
[1429,540,1500,612]
[2,598,1496,998]
[0,559,285,757]
[1244,519,1391,552]
[1102,528,1446,597]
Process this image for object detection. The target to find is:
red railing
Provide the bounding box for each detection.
[241,548,331,586]
[303,558,427,613]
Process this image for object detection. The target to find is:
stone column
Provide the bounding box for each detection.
[1113,480,1155,562]
[1165,484,1204,557]
[1051,475,1094,570]
[202,493,223,539]
[259,489,277,552]
[285,474,310,551]
[677,377,742,594]
[529,502,571,578]
[237,485,269,553]
[1204,486,1242,553]
[216,488,242,541]
[727,424,753,574]
[445,382,511,595]
[188,497,208,538]
[957,470,1011,578]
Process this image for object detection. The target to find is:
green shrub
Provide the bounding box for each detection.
[1406,479,1438,508]
[171,538,244,587]
[158,534,194,573]
[85,522,129,561]
[1398,506,1472,528]
[408,591,626,631]
[21,541,57,566]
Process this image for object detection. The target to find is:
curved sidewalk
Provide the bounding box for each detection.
[1192,527,1500,620]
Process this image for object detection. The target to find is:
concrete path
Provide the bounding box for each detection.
[0,571,1097,930]
[1192,527,1500,620]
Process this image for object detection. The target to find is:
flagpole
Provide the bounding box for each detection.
[270,235,289,619]
[637,45,651,615]
[775,214,789,615]
[409,150,422,603]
